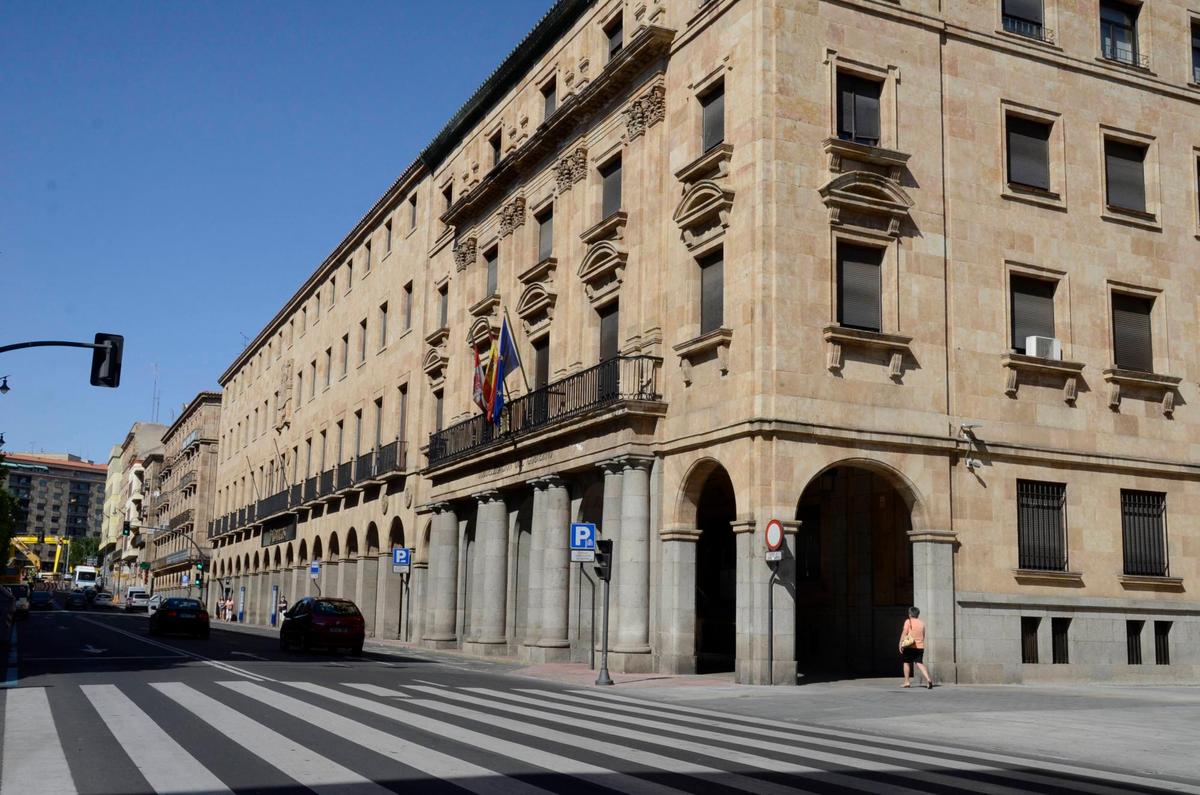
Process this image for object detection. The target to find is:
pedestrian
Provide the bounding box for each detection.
[226,595,235,622]
[899,606,933,689]
[278,594,288,615]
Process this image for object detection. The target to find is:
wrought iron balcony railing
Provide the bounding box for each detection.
[336,461,353,491]
[1101,39,1149,69]
[257,489,289,520]
[168,508,194,531]
[319,469,334,497]
[290,483,302,508]
[303,476,317,503]
[428,355,661,466]
[375,440,407,476]
[355,451,375,484]
[1002,15,1054,44]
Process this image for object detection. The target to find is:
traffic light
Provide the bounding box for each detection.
[122,521,131,537]
[594,538,613,582]
[89,333,123,388]
[195,561,204,571]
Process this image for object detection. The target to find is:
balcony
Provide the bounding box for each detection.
[1101,39,1149,69]
[303,476,317,503]
[257,489,289,521]
[336,461,353,492]
[179,470,197,491]
[374,441,408,478]
[355,451,375,484]
[168,508,194,531]
[319,469,334,498]
[428,355,662,467]
[289,483,302,509]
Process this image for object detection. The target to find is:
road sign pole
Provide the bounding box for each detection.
[596,577,613,686]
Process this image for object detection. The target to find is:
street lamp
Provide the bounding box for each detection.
[0,376,9,395]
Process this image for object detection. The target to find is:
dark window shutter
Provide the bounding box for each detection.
[543,81,556,119]
[1006,116,1051,191]
[537,209,554,261]
[701,84,725,152]
[1010,275,1056,352]
[601,158,622,219]
[837,74,881,145]
[1105,140,1147,212]
[599,303,619,362]
[1017,480,1066,571]
[1111,293,1153,372]
[1003,0,1043,24]
[533,338,550,389]
[699,252,724,334]
[485,250,498,296]
[837,243,883,332]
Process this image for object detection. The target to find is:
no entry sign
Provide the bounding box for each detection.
[764,518,784,551]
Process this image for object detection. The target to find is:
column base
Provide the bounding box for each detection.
[607,649,655,674]
[535,638,570,649]
[523,645,572,664]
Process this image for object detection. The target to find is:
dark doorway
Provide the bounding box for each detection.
[795,467,913,677]
[695,467,736,673]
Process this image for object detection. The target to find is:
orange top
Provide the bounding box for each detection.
[901,618,926,650]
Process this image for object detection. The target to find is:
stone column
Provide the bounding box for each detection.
[614,456,653,670]
[909,529,957,683]
[341,557,359,606]
[358,555,379,636]
[407,561,427,642]
[322,561,338,599]
[598,460,623,650]
[376,552,399,639]
[425,503,459,645]
[535,476,571,659]
[522,483,547,653]
[472,491,509,652]
[659,525,701,674]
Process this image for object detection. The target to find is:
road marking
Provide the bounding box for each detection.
[0,688,75,795]
[411,678,446,687]
[405,690,798,795]
[81,684,232,794]
[21,655,180,662]
[224,681,550,795]
[229,651,266,660]
[80,644,108,654]
[77,616,266,682]
[153,682,388,795]
[340,682,410,697]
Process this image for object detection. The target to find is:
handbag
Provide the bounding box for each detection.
[900,620,916,649]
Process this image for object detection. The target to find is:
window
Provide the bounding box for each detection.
[604,16,623,61]
[296,371,303,404]
[836,73,882,146]
[359,318,368,364]
[533,337,550,389]
[323,348,332,388]
[1017,480,1066,571]
[1051,617,1070,664]
[378,302,388,349]
[1111,293,1153,372]
[385,220,392,253]
[1002,0,1046,41]
[1104,139,1147,213]
[442,183,453,214]
[353,410,362,458]
[542,78,557,119]
[318,430,327,470]
[409,194,418,231]
[403,282,413,330]
[373,398,383,449]
[1006,115,1051,191]
[1154,621,1171,665]
[314,292,321,320]
[346,260,353,291]
[699,250,724,335]
[1021,617,1040,664]
[309,361,317,400]
[341,334,349,377]
[335,421,344,463]
[836,242,883,333]
[537,206,554,261]
[1126,620,1144,664]
[438,285,449,328]
[1100,1,1140,67]
[1192,22,1200,84]
[364,240,372,272]
[397,385,408,443]
[433,390,444,432]
[700,81,725,153]
[300,305,307,333]
[1010,275,1056,353]
[1121,490,1167,577]
[484,248,498,297]
[330,276,337,306]
[489,130,502,167]
[600,156,622,219]
[599,302,619,362]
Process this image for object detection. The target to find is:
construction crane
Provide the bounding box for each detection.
[13,535,72,578]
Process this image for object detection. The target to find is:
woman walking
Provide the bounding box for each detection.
[899,606,933,688]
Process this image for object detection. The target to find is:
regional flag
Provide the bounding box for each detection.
[472,343,488,413]
[489,316,522,424]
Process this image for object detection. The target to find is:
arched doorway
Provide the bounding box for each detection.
[795,465,914,677]
[695,467,736,674]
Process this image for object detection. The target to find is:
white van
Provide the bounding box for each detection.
[74,566,99,592]
[125,588,150,612]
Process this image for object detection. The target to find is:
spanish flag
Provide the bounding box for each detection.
[486,316,522,425]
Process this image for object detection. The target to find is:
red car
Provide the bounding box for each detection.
[148,597,210,639]
[279,597,365,655]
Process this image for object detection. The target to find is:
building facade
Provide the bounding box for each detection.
[1,453,106,573]
[105,422,167,594]
[208,0,1200,683]
[150,392,221,600]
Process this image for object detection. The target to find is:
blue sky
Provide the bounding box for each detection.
[0,0,553,463]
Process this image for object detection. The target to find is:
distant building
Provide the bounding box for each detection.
[100,422,167,590]
[1,453,106,573]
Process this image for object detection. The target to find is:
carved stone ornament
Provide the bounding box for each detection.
[625,84,666,140]
[516,283,557,337]
[453,237,477,271]
[819,171,914,237]
[555,147,588,193]
[276,357,294,430]
[498,197,526,238]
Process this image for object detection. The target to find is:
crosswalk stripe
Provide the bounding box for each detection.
[564,689,1190,795]
[226,681,553,795]
[448,687,928,795]
[283,680,685,795]
[152,682,390,795]
[341,682,410,697]
[80,684,232,795]
[0,688,75,795]
[406,686,822,795]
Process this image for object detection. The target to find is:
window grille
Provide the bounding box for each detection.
[1016,480,1066,571]
[1051,617,1070,664]
[1121,490,1166,576]
[1021,617,1040,664]
[1154,621,1171,665]
[1126,620,1143,664]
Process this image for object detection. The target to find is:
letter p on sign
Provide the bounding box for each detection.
[570,522,597,550]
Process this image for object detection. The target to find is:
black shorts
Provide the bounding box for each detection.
[902,646,924,663]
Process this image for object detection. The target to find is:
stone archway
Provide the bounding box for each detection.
[794,462,919,678]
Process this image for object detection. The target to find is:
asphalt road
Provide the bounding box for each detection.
[1,605,1195,795]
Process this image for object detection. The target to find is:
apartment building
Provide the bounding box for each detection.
[209,0,1200,684]
[150,392,221,599]
[1,453,106,573]
[105,422,167,590]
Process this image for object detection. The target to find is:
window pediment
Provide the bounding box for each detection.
[516,283,557,337]
[467,317,497,349]
[577,240,627,306]
[673,179,735,251]
[819,171,914,236]
[422,347,448,383]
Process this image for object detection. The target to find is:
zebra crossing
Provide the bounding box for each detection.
[2,677,1194,795]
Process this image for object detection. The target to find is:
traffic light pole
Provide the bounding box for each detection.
[596,577,613,686]
[0,334,124,388]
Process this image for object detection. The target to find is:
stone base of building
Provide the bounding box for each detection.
[736,659,798,686]
[607,649,655,674]
[424,637,460,651]
[462,640,509,657]
[519,643,572,664]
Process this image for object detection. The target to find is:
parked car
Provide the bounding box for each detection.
[30,591,55,610]
[93,592,115,609]
[65,590,89,610]
[279,597,365,655]
[148,598,209,639]
[147,594,162,617]
[124,588,150,612]
[9,585,30,618]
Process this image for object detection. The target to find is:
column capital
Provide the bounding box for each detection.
[659,524,701,542]
[597,458,625,475]
[617,454,656,472]
[471,489,504,505]
[528,474,567,491]
[730,518,758,535]
[907,529,958,545]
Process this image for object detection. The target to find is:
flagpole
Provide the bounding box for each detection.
[503,305,533,395]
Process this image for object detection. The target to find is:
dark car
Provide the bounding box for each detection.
[30,591,54,610]
[65,590,89,610]
[148,598,210,639]
[280,597,365,655]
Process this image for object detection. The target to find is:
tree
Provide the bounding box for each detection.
[69,534,101,569]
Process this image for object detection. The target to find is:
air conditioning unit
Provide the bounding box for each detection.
[1025,335,1062,361]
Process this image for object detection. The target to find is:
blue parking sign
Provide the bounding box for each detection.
[393,547,411,566]
[570,523,597,550]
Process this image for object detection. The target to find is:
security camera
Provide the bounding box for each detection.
[960,423,982,433]
[966,458,983,470]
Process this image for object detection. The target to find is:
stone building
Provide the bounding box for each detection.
[106,422,167,594]
[208,0,1200,683]
[1,453,106,573]
[150,392,221,600]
